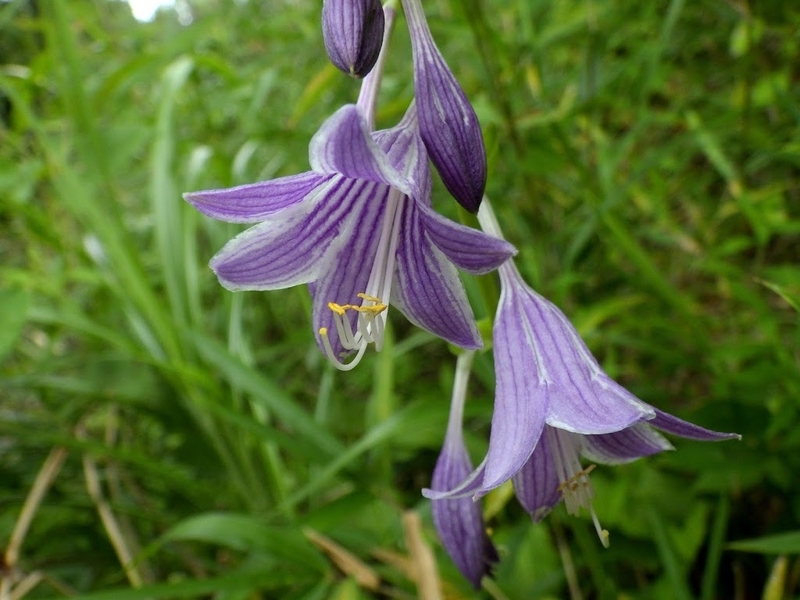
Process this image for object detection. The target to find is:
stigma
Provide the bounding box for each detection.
[319,293,388,371]
[548,427,610,548]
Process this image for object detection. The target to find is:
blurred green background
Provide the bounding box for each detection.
[1,0,798,598]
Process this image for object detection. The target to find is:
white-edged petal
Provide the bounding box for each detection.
[184,172,329,223]
[310,104,411,195]
[210,176,362,290]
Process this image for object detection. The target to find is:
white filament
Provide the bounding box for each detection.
[320,188,404,371]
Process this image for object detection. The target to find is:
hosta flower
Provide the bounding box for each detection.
[322,0,385,78]
[185,106,515,370]
[513,415,737,544]
[431,351,498,588]
[425,201,739,544]
[402,0,487,214]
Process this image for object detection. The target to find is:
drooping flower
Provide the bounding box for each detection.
[430,351,498,588]
[425,200,739,544]
[513,414,737,544]
[185,106,515,371]
[401,0,487,214]
[322,0,385,78]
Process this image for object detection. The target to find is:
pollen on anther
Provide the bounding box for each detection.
[357,292,382,303]
[327,302,349,315]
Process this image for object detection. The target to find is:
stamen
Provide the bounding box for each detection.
[320,186,405,370]
[320,293,389,370]
[357,292,382,303]
[548,427,610,548]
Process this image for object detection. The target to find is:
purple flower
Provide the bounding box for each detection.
[402,0,487,214]
[184,105,515,370]
[425,202,739,544]
[322,0,385,78]
[430,351,498,588]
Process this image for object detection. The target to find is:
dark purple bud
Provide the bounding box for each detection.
[402,0,487,213]
[322,0,385,78]
[431,437,498,588]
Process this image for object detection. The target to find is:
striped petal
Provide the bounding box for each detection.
[210,177,363,290]
[310,182,391,358]
[649,408,741,442]
[184,172,329,223]
[391,203,481,349]
[372,103,431,202]
[580,423,674,465]
[310,104,411,195]
[479,279,547,492]
[497,265,654,435]
[416,202,516,274]
[512,428,561,522]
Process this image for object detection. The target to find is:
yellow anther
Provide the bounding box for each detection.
[319,327,328,336]
[352,303,387,315]
[357,293,382,303]
[327,302,351,315]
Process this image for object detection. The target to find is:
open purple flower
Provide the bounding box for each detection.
[402,0,487,214]
[322,0,385,78]
[425,201,739,544]
[430,351,498,588]
[185,105,515,370]
[513,413,736,544]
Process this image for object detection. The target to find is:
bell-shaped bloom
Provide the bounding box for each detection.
[512,415,736,545]
[425,202,739,544]
[322,0,385,78]
[430,351,498,588]
[401,0,487,214]
[185,105,515,370]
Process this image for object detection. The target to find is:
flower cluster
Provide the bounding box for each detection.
[185,0,740,590]
[187,0,512,371]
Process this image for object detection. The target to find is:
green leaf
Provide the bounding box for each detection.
[37,570,313,600]
[0,289,29,361]
[161,512,327,571]
[728,531,800,554]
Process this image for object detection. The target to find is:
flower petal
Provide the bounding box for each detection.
[423,458,487,500]
[511,427,561,522]
[649,408,741,441]
[372,103,431,202]
[479,283,548,492]
[210,176,363,290]
[416,202,517,274]
[184,172,329,223]
[309,104,411,195]
[391,203,482,349]
[580,423,674,465]
[310,182,391,357]
[402,0,486,213]
[497,266,654,434]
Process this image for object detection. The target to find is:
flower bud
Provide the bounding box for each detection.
[322,0,385,78]
[402,0,487,213]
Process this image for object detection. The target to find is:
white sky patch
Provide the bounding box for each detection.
[126,0,176,22]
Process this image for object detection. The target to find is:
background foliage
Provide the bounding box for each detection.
[1,0,799,598]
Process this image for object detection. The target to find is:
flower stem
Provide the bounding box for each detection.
[357,4,397,129]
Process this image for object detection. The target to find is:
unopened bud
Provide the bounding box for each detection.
[322,0,385,78]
